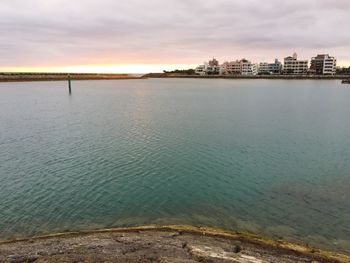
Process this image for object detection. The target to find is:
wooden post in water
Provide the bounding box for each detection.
[68,74,72,94]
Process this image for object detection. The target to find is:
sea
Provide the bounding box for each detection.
[0,78,349,253]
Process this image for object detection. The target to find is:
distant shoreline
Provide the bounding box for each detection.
[0,73,145,82]
[144,73,350,80]
[1,72,350,82]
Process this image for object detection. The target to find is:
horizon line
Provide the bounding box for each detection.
[1,61,349,75]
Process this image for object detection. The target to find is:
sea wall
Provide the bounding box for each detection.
[0,73,143,82]
[143,73,350,80]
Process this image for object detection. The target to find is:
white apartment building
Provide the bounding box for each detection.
[283,53,308,75]
[259,59,283,74]
[195,64,206,75]
[258,62,269,74]
[242,60,258,75]
[310,54,336,75]
[195,58,221,75]
[222,59,257,76]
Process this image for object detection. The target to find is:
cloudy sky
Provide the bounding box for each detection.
[1,0,349,73]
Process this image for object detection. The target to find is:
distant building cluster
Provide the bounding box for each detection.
[195,53,337,76]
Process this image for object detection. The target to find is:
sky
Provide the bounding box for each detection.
[1,0,350,73]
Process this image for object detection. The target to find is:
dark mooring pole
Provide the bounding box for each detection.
[68,74,72,94]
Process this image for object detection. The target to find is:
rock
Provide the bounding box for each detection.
[0,229,346,263]
[232,245,242,253]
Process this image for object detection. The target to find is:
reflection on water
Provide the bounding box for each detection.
[0,79,350,254]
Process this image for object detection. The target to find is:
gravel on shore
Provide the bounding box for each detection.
[0,225,348,263]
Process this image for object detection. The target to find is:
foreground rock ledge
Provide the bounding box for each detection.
[0,225,348,263]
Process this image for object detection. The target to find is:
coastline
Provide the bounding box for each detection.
[0,73,144,82]
[1,225,349,262]
[143,73,350,80]
[1,72,350,83]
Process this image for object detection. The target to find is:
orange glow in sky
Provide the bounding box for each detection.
[1,1,350,72]
[0,64,198,74]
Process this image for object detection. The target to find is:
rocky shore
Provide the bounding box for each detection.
[0,225,348,263]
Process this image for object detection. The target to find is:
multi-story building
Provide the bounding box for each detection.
[258,62,269,74]
[283,53,308,75]
[222,59,257,75]
[241,59,258,75]
[195,64,206,75]
[268,59,283,74]
[208,58,219,67]
[221,60,242,75]
[206,64,221,75]
[258,59,282,74]
[310,54,336,75]
[195,59,221,75]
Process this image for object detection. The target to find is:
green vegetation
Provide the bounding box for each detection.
[163,69,196,75]
[337,66,350,75]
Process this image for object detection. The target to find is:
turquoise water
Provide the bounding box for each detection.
[0,79,350,253]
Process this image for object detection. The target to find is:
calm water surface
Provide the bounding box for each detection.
[0,79,349,253]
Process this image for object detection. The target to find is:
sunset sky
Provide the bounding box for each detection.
[1,0,350,73]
